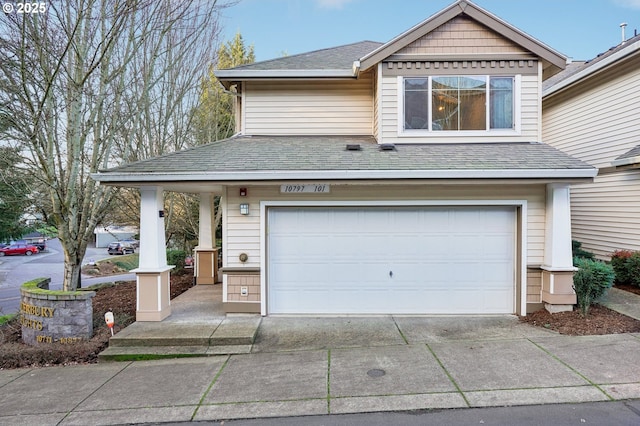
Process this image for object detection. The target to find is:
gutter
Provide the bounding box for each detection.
[92,168,598,183]
[214,69,356,79]
[611,155,640,167]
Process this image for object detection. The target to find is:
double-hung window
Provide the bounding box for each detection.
[403,75,515,133]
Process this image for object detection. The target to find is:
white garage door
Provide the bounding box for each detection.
[268,206,516,314]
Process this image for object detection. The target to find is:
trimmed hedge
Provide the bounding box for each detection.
[573,257,615,316]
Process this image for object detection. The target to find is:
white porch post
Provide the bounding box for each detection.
[194,193,218,284]
[132,186,173,321]
[541,183,577,313]
[139,187,168,269]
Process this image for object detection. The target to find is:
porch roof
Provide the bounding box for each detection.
[93,135,597,186]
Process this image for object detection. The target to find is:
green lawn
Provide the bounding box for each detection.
[103,253,139,271]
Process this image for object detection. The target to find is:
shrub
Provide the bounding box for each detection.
[610,250,640,287]
[572,240,595,260]
[628,252,640,287]
[573,257,615,316]
[167,249,187,272]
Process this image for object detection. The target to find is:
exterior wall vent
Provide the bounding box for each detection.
[346,144,362,151]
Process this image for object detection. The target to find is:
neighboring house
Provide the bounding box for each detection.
[93,0,596,321]
[543,33,640,259]
[94,226,138,248]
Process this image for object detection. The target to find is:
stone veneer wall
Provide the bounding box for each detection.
[20,278,95,346]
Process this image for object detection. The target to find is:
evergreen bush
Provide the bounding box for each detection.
[627,252,640,287]
[572,240,595,260]
[167,249,187,272]
[573,257,615,316]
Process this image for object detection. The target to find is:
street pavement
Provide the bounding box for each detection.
[0,238,135,315]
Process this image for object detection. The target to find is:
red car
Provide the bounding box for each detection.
[0,243,40,256]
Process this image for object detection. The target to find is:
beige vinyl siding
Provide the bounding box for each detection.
[569,171,640,258]
[543,58,640,168]
[521,74,540,139]
[223,184,547,300]
[380,74,539,143]
[543,55,640,258]
[527,268,542,304]
[225,195,261,269]
[373,66,380,140]
[243,74,374,135]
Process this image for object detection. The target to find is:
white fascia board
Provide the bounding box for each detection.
[93,168,598,183]
[543,39,640,98]
[214,69,356,79]
[612,155,640,167]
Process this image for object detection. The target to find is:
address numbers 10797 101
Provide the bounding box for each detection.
[280,184,330,193]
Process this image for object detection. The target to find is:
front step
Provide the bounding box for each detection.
[99,315,262,361]
[98,344,253,361]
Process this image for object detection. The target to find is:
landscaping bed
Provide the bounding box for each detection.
[0,267,193,369]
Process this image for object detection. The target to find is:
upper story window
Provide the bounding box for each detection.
[402,75,516,134]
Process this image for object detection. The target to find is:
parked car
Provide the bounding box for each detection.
[121,238,139,249]
[32,239,47,252]
[107,241,135,255]
[0,243,40,256]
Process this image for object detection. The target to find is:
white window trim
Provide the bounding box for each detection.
[397,75,522,138]
[260,199,528,317]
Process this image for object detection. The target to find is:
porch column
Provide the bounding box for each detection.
[132,186,173,321]
[194,193,219,285]
[541,183,576,313]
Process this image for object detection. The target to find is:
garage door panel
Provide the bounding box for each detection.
[268,207,516,314]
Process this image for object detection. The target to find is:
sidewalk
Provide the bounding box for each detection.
[2,287,640,425]
[1,310,640,425]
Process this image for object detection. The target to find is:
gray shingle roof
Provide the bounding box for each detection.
[95,136,594,181]
[543,33,640,92]
[615,145,640,161]
[219,41,383,72]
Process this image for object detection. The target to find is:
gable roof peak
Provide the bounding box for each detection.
[359,0,566,77]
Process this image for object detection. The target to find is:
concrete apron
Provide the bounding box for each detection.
[101,283,554,359]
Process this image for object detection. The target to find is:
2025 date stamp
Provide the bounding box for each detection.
[2,2,47,14]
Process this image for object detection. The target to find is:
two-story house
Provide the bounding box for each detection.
[93,0,596,321]
[543,33,640,259]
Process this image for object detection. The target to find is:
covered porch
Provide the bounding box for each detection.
[99,283,261,360]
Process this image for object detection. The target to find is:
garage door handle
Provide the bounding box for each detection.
[389,271,393,278]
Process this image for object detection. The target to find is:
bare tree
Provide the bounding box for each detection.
[0,1,226,290]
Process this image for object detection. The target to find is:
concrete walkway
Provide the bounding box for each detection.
[2,288,640,425]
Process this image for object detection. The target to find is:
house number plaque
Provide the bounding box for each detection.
[280,184,330,193]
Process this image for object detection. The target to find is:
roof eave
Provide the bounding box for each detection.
[215,69,356,81]
[611,155,640,168]
[92,168,597,184]
[543,38,640,98]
